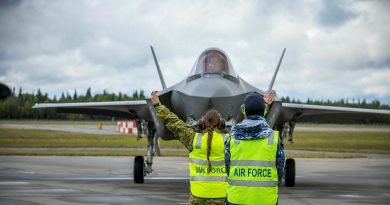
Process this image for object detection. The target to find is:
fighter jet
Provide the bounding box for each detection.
[33,46,390,186]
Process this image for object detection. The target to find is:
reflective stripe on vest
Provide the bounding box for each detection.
[189,158,225,166]
[190,176,228,182]
[228,179,278,187]
[196,133,227,149]
[189,131,228,198]
[234,131,274,145]
[195,133,203,149]
[227,130,279,205]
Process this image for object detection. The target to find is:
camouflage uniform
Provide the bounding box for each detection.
[155,104,225,205]
[155,104,195,151]
[189,194,225,205]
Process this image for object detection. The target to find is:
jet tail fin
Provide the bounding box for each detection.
[150,46,167,89]
[267,48,286,92]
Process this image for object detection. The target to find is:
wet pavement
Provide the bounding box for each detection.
[0,156,389,205]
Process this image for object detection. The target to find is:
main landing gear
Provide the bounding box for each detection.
[280,122,296,187]
[284,158,295,187]
[133,123,160,184]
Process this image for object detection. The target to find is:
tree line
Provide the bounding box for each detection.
[279,96,390,123]
[0,88,145,120]
[280,96,389,110]
[0,87,389,123]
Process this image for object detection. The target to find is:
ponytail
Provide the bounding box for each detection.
[202,109,221,173]
[206,128,213,173]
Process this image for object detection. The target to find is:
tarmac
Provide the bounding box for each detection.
[0,156,389,205]
[1,123,389,204]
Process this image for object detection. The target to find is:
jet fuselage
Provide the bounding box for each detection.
[156,73,263,140]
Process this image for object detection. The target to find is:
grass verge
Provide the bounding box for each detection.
[0,128,389,157]
[285,131,390,154]
[0,129,183,148]
[0,148,188,156]
[0,120,117,125]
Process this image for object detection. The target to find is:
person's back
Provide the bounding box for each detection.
[189,128,227,201]
[225,92,285,205]
[151,91,227,205]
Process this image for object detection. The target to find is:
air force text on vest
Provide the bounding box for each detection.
[196,166,226,174]
[233,168,272,178]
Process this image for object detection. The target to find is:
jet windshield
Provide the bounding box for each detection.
[188,48,237,78]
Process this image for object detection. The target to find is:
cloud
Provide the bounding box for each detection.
[316,0,359,27]
[0,0,389,104]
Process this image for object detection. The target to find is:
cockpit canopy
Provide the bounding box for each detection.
[188,48,237,78]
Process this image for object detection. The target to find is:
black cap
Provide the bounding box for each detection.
[244,93,265,116]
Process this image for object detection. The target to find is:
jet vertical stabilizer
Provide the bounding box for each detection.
[150,46,167,89]
[267,48,286,92]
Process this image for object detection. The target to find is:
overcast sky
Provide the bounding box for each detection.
[0,0,389,104]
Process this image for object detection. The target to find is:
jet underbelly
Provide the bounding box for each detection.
[170,74,259,122]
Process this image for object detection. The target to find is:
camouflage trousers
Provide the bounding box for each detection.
[188,194,225,205]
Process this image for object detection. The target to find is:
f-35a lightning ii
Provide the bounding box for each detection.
[34,46,390,186]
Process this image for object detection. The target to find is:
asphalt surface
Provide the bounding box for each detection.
[1,123,389,204]
[0,156,389,205]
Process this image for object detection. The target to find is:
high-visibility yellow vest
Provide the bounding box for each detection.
[189,131,228,198]
[227,130,279,205]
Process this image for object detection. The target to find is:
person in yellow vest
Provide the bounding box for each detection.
[151,91,227,205]
[225,92,285,205]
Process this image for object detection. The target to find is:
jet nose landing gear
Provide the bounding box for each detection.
[133,123,160,184]
[134,155,145,183]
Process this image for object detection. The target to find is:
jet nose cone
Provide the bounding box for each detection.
[186,74,239,97]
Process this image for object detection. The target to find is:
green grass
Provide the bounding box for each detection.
[0,127,389,157]
[0,129,184,148]
[0,120,117,125]
[295,123,390,128]
[284,131,390,154]
[284,151,365,158]
[0,128,187,156]
[0,148,188,156]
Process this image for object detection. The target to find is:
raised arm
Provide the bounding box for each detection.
[151,91,196,151]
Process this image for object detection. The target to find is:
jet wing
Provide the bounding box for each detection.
[279,103,390,123]
[33,101,153,120]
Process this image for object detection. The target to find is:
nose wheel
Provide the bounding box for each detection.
[133,123,158,184]
[134,155,145,183]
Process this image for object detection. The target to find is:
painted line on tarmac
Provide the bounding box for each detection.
[1,175,189,181]
[0,181,31,185]
[146,176,189,180]
[13,188,79,193]
[337,194,367,199]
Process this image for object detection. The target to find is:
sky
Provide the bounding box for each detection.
[0,0,389,104]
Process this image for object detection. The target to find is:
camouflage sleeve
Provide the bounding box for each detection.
[155,105,195,152]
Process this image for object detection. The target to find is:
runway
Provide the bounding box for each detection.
[0,156,389,205]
